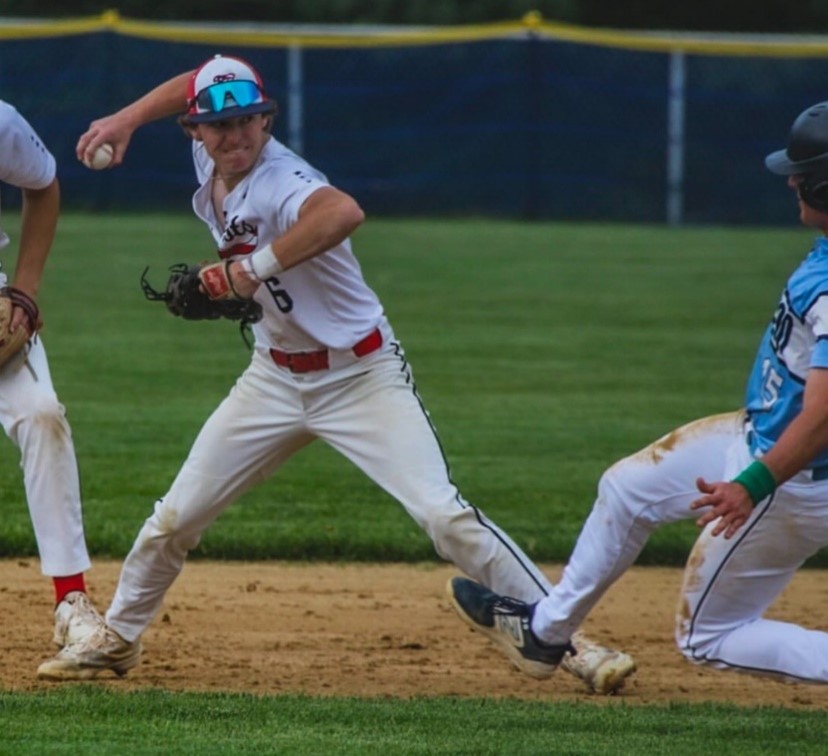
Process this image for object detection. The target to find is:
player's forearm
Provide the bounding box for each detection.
[279,217,363,270]
[12,179,60,297]
[761,417,828,483]
[237,192,363,290]
[264,189,364,272]
[118,71,195,129]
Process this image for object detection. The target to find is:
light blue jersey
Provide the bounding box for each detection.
[746,236,828,468]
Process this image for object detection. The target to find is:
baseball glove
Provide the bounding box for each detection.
[140,262,262,324]
[0,286,39,369]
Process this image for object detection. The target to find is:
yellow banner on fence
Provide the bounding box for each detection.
[1,9,828,57]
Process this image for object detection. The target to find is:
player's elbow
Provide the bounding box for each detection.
[22,177,60,214]
[339,195,365,235]
[304,187,365,238]
[325,198,364,248]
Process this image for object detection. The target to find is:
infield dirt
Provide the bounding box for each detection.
[2,559,827,709]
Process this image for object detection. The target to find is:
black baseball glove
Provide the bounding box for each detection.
[141,262,263,327]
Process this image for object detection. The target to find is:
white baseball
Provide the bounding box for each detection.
[84,143,114,170]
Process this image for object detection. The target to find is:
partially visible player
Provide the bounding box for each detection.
[448,101,828,685]
[38,54,635,692]
[0,101,105,663]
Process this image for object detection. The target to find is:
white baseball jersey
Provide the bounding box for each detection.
[0,100,56,265]
[191,137,384,352]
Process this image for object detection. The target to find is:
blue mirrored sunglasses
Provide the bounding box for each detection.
[196,80,263,113]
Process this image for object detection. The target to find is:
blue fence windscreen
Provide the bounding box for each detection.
[0,31,821,226]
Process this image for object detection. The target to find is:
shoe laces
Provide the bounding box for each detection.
[67,622,124,654]
[62,593,104,627]
[490,595,531,618]
[67,592,93,611]
[492,595,576,656]
[58,590,84,608]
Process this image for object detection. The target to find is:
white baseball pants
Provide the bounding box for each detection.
[532,410,828,683]
[0,337,90,577]
[107,335,553,641]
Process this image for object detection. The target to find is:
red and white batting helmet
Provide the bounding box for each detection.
[185,54,277,124]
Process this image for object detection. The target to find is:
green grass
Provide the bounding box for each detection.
[0,214,814,564]
[1,688,825,755]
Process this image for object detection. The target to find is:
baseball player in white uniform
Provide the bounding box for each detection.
[0,101,105,664]
[448,101,828,686]
[38,55,635,691]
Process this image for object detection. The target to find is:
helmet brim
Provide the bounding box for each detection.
[186,101,276,124]
[765,147,828,175]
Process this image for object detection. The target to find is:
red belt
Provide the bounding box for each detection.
[270,328,382,373]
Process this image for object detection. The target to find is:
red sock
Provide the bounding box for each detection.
[53,574,86,604]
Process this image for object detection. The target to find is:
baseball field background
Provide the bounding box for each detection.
[4,13,828,228]
[1,214,827,753]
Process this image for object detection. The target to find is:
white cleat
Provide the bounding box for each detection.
[561,633,637,695]
[52,591,106,648]
[38,624,142,681]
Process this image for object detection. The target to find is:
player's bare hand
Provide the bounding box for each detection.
[5,285,38,335]
[76,113,136,167]
[9,303,29,335]
[690,477,754,539]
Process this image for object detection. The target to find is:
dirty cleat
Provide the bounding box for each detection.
[562,634,637,695]
[52,591,106,648]
[446,577,575,679]
[37,624,141,681]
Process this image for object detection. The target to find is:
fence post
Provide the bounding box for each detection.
[526,29,541,220]
[666,50,686,226]
[286,43,304,156]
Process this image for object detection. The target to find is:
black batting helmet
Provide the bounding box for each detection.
[766,102,828,213]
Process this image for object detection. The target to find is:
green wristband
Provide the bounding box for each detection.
[732,460,776,504]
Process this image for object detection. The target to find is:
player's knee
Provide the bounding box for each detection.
[601,453,653,494]
[596,457,666,527]
[674,606,692,656]
[595,465,638,518]
[426,506,480,559]
[15,384,63,418]
[675,634,720,668]
[10,397,70,447]
[674,598,720,664]
[675,616,701,664]
[138,503,202,553]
